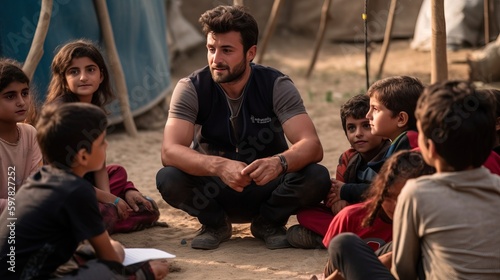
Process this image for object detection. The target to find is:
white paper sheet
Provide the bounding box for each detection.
[123,248,176,266]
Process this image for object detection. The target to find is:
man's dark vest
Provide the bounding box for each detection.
[189,64,288,164]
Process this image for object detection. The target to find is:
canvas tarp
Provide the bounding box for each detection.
[178,0,499,45]
[0,0,171,124]
[178,0,423,42]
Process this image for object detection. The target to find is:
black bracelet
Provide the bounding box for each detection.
[274,154,288,175]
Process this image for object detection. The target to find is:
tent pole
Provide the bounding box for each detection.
[484,0,490,44]
[23,0,53,80]
[306,0,332,78]
[431,0,448,83]
[255,0,284,64]
[375,0,397,81]
[94,0,138,137]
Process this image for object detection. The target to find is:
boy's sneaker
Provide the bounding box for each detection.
[286,225,325,249]
[250,216,291,249]
[191,220,232,250]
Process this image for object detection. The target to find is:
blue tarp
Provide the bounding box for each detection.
[0,0,171,124]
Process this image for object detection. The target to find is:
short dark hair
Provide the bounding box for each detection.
[0,58,29,92]
[199,5,258,54]
[36,103,108,169]
[367,76,424,131]
[340,94,370,134]
[415,80,495,171]
[0,58,40,125]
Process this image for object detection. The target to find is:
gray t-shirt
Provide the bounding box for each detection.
[392,167,500,279]
[169,75,307,125]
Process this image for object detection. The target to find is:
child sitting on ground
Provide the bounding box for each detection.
[326,80,500,280]
[316,75,424,276]
[0,58,42,214]
[288,76,424,249]
[287,94,390,248]
[44,39,161,233]
[0,103,169,279]
[322,150,434,278]
[332,76,424,208]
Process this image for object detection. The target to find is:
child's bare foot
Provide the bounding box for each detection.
[149,259,169,279]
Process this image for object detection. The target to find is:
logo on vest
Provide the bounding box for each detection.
[250,115,272,124]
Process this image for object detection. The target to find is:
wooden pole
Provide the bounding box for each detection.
[431,0,448,83]
[23,0,53,80]
[484,0,490,44]
[306,0,332,78]
[375,0,397,80]
[94,0,138,137]
[255,0,284,64]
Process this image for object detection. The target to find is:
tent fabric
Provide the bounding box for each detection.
[0,0,171,124]
[411,0,500,51]
[287,0,424,42]
[178,0,424,42]
[178,0,500,44]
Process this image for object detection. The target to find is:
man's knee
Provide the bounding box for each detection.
[157,167,181,190]
[311,164,331,190]
[301,164,330,187]
[294,164,331,201]
[155,166,190,200]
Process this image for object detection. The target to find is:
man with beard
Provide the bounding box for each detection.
[156,5,330,250]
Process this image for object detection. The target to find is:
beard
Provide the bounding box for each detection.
[210,58,247,84]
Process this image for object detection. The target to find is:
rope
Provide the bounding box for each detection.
[363,0,369,90]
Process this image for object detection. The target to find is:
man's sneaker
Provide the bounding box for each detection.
[250,216,291,249]
[191,220,232,250]
[286,225,325,249]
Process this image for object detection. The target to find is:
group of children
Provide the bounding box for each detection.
[0,40,168,279]
[1,37,500,279]
[287,76,500,279]
[287,76,424,251]
[323,81,500,280]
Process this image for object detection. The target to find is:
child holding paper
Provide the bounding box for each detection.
[0,103,169,279]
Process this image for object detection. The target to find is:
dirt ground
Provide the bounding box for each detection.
[107,33,471,279]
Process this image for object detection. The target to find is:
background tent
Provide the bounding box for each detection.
[178,0,423,43]
[0,0,171,125]
[178,0,499,44]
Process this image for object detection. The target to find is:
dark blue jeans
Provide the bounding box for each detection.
[156,163,330,227]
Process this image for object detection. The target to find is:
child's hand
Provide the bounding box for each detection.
[330,200,348,216]
[124,190,154,212]
[115,198,132,220]
[149,259,169,279]
[325,178,345,207]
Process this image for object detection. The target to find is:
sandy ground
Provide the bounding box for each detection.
[107,34,470,279]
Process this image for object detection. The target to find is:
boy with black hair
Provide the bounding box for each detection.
[333,76,424,206]
[287,94,390,249]
[394,80,500,279]
[0,103,169,279]
[326,80,500,280]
